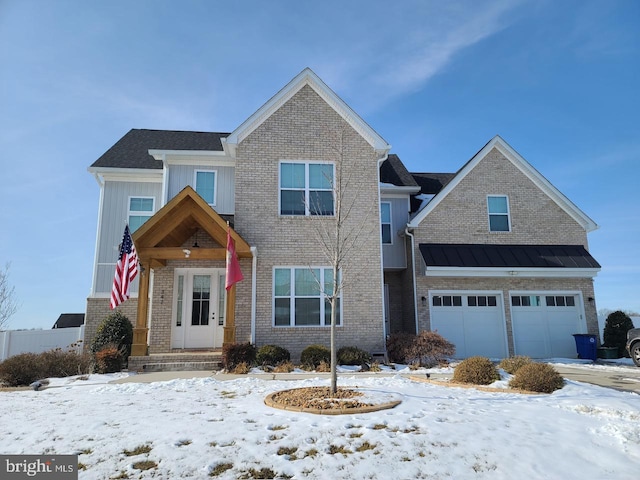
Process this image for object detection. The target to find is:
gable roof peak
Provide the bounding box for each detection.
[408,135,598,232]
[223,68,390,157]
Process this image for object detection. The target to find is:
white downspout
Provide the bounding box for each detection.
[250,246,258,344]
[376,153,389,346]
[405,226,419,334]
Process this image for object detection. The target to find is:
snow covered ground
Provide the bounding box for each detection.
[1,362,638,479]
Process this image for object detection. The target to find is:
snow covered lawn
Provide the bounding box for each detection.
[0,369,638,479]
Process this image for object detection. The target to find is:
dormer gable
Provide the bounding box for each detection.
[408,135,598,233]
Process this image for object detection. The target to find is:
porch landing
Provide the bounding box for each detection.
[127,351,223,373]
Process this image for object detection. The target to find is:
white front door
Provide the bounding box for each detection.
[171,269,226,349]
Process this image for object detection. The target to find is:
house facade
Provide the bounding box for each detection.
[85,68,600,365]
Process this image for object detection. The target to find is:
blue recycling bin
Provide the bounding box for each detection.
[573,334,597,361]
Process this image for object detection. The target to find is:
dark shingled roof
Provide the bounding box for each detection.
[419,244,601,269]
[91,129,230,169]
[52,313,85,329]
[411,172,456,195]
[380,154,419,187]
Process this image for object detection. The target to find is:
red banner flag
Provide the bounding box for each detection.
[225,226,243,291]
[110,224,139,309]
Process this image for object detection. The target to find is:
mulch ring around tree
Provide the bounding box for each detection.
[264,386,402,415]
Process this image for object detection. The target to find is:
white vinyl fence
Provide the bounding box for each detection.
[0,326,85,362]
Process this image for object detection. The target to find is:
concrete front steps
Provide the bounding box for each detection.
[128,352,223,373]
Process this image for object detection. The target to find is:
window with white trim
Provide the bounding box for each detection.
[128,197,154,232]
[432,295,462,307]
[274,267,341,326]
[381,202,392,244]
[487,195,510,232]
[546,295,575,307]
[280,162,334,216]
[467,295,497,307]
[195,170,217,206]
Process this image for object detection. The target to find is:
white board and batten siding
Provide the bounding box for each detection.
[167,165,235,215]
[381,196,410,270]
[94,181,162,294]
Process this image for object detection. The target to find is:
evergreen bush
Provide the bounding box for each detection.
[452,356,500,385]
[337,346,372,365]
[300,344,330,369]
[222,342,256,370]
[509,363,564,393]
[90,311,134,360]
[603,311,635,357]
[256,345,291,366]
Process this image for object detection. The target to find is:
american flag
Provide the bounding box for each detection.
[110,225,139,309]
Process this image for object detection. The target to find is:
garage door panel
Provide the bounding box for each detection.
[547,310,581,358]
[431,294,506,359]
[512,310,548,358]
[512,294,583,358]
[431,309,466,357]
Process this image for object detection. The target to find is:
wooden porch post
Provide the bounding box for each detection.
[131,261,150,356]
[223,284,236,347]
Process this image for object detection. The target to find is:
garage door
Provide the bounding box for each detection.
[511,294,584,358]
[430,293,507,359]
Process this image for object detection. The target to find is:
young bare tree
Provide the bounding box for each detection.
[0,263,19,330]
[308,127,379,393]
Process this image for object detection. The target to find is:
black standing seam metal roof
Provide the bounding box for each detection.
[419,244,601,269]
[91,129,230,169]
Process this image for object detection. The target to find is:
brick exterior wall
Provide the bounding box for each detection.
[234,85,385,360]
[408,146,599,355]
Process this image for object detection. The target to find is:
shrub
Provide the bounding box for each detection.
[300,344,330,369]
[408,331,455,367]
[452,356,500,385]
[498,355,533,375]
[232,362,250,374]
[603,311,635,357]
[222,342,256,370]
[316,360,331,372]
[337,346,372,366]
[256,345,291,366]
[94,344,126,373]
[0,353,44,386]
[90,311,133,360]
[0,349,91,387]
[385,332,416,364]
[386,331,455,367]
[273,361,294,373]
[509,363,564,393]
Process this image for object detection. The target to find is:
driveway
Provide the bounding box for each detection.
[554,363,640,394]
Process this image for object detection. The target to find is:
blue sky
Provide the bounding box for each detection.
[0,0,638,330]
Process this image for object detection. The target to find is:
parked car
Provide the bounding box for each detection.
[627,328,640,367]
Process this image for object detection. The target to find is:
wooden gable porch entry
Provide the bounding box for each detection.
[130,186,252,356]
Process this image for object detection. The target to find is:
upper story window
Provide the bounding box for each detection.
[195,170,217,206]
[128,197,154,232]
[274,267,341,327]
[381,202,392,244]
[280,162,334,216]
[487,195,510,232]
